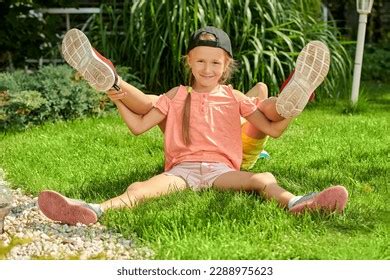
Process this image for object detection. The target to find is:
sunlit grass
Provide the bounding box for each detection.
[0,83,388,259]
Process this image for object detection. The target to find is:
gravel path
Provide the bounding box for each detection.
[0,170,154,260]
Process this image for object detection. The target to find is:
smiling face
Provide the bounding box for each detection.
[187,46,229,92]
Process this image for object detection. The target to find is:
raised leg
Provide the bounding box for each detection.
[241,83,272,170]
[62,28,156,115]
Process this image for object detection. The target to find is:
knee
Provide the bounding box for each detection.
[257,82,268,91]
[256,82,268,99]
[249,172,277,188]
[126,182,144,196]
[264,172,277,183]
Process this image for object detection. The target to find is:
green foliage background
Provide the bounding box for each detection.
[92,0,351,97]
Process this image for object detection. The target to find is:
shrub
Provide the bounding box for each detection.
[0,90,47,129]
[360,44,390,83]
[0,64,145,130]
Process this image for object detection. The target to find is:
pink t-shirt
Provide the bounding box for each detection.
[155,85,257,171]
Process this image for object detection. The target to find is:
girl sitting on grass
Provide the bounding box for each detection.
[38,26,348,225]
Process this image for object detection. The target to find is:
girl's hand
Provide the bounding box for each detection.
[107,89,126,101]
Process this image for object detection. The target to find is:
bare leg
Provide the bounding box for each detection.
[245,82,268,99]
[213,171,294,207]
[241,83,268,138]
[213,171,349,214]
[100,173,187,211]
[37,174,186,225]
[37,171,347,226]
[241,83,274,169]
[258,98,285,122]
[243,83,284,139]
[243,83,282,138]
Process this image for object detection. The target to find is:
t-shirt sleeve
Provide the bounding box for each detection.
[238,95,258,117]
[230,88,258,117]
[154,94,170,115]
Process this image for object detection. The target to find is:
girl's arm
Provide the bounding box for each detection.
[245,109,292,138]
[233,89,291,138]
[113,100,166,135]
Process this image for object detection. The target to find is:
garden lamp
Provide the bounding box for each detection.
[351,0,374,104]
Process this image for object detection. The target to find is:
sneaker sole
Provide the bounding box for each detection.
[62,28,116,91]
[276,41,330,118]
[289,185,348,214]
[38,190,97,225]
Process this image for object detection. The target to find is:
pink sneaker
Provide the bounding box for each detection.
[289,185,348,214]
[38,190,99,225]
[276,41,330,118]
[62,28,120,92]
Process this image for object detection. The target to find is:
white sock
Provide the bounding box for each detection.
[88,203,104,217]
[288,196,303,209]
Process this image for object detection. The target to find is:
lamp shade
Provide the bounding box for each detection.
[356,0,374,14]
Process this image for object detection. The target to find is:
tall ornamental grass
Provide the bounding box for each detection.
[90,0,352,97]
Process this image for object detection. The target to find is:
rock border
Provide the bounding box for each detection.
[0,168,154,260]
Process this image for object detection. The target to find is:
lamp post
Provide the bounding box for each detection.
[351,0,374,104]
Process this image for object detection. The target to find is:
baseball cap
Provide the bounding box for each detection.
[187,26,233,57]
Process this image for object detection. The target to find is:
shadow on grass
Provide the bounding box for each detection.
[101,189,268,238]
[67,165,164,202]
[323,207,390,236]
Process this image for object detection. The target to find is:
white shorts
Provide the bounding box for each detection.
[164,162,234,190]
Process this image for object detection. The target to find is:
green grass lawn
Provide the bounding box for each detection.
[0,81,389,259]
